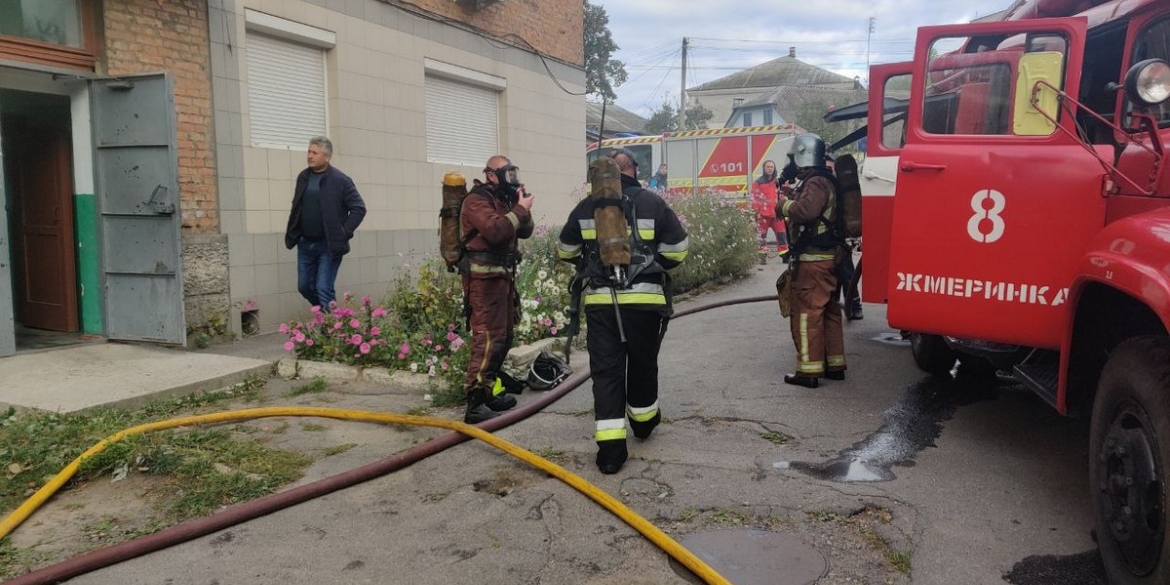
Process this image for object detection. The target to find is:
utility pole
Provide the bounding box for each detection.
[866,17,876,84]
[678,37,688,132]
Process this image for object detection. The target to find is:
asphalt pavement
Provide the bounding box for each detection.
[57,263,1103,585]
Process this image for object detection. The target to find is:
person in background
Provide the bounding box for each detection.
[751,160,789,262]
[648,163,669,192]
[284,136,366,309]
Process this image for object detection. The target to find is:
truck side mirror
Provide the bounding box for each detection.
[1012,51,1065,136]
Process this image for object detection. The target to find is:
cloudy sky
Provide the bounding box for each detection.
[590,0,1014,118]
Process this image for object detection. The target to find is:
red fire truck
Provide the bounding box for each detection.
[854,0,1170,581]
[585,125,800,198]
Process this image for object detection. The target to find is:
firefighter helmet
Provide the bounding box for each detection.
[789,133,827,169]
[528,350,572,391]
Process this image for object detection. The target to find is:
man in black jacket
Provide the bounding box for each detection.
[284,136,367,309]
[558,148,689,474]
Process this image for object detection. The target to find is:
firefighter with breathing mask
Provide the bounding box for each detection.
[558,148,689,474]
[460,155,534,423]
[776,134,847,388]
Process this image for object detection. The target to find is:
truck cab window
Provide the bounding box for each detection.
[1131,18,1170,127]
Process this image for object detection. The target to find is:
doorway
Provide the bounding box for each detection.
[0,90,81,340]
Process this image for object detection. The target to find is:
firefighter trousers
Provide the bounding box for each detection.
[463,276,517,396]
[586,306,666,455]
[789,260,846,377]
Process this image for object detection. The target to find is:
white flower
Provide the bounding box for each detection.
[538,269,548,280]
[410,363,419,373]
[428,365,437,377]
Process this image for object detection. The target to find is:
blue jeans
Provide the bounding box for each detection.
[297,239,342,309]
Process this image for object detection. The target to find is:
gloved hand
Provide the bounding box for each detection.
[779,159,799,185]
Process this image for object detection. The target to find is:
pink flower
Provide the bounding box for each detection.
[362,295,372,305]
[349,319,360,329]
[333,322,343,330]
[422,336,432,346]
[360,342,371,354]
[279,323,290,334]
[397,352,407,360]
[434,344,444,351]
[372,307,388,318]
[294,331,306,343]
[283,341,295,351]
[350,334,363,345]
[550,327,558,335]
[451,337,464,350]
[446,331,457,342]
[311,305,322,314]
[370,327,381,336]
[314,312,325,324]
[306,338,315,347]
[344,292,353,302]
[400,342,411,354]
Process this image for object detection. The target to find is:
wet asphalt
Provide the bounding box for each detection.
[66,265,1110,585]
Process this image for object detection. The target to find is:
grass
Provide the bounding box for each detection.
[300,423,328,432]
[0,376,314,578]
[810,506,912,575]
[406,406,431,417]
[322,443,357,456]
[288,378,328,397]
[760,431,792,445]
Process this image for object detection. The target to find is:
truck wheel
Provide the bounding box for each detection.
[909,332,957,375]
[1090,336,1170,585]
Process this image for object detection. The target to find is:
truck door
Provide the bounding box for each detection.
[862,62,913,304]
[888,18,1105,349]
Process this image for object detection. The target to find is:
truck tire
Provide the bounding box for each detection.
[1090,336,1170,585]
[909,332,957,376]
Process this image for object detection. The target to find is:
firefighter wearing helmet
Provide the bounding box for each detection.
[776,133,847,388]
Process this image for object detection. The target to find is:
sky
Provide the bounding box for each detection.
[590,0,1015,119]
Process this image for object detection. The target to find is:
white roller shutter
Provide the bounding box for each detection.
[246,32,326,148]
[425,75,499,165]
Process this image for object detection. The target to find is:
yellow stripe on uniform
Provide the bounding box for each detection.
[596,418,627,442]
[626,401,659,422]
[584,293,667,306]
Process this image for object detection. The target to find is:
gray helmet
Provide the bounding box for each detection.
[788,133,827,169]
[528,350,572,391]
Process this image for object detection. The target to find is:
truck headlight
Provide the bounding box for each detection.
[1124,59,1170,107]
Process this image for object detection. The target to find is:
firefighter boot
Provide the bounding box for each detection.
[484,377,517,411]
[825,371,846,381]
[596,440,628,475]
[783,373,819,388]
[630,411,661,440]
[464,387,501,424]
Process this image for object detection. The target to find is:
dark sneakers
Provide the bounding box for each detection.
[485,393,517,412]
[630,411,661,440]
[596,441,628,474]
[783,373,819,388]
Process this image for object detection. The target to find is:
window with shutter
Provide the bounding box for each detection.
[425,75,500,166]
[246,32,327,149]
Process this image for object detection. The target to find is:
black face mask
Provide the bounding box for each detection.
[488,164,522,196]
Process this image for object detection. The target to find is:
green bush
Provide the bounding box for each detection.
[282,192,756,394]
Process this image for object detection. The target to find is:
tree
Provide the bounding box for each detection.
[644,100,714,134]
[792,98,862,152]
[584,1,627,101]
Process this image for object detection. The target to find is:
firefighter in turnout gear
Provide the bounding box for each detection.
[776,134,846,389]
[460,155,534,423]
[558,148,689,474]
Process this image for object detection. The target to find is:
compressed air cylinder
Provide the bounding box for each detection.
[588,158,631,267]
[440,172,468,270]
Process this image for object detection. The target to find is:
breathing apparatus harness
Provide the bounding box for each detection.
[458,169,526,331]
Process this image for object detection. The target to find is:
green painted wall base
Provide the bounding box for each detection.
[74,193,101,335]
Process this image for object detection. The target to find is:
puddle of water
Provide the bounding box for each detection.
[779,365,1004,483]
[1003,549,1106,585]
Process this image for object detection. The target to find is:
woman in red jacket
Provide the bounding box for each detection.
[751,160,789,262]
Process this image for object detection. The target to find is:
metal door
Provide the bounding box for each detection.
[91,74,185,344]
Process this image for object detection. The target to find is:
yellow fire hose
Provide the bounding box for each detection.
[1,406,732,585]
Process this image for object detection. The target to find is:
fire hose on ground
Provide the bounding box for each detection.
[1,294,778,585]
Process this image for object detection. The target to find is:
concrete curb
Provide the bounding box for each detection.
[278,337,567,395]
[80,362,276,414]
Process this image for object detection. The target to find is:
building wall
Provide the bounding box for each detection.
[210,0,586,335]
[689,89,771,130]
[385,0,583,66]
[103,0,229,337]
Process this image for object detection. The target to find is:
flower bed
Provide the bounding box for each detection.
[280,189,757,399]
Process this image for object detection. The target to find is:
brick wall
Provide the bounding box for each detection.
[388,0,584,66]
[102,0,218,234]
